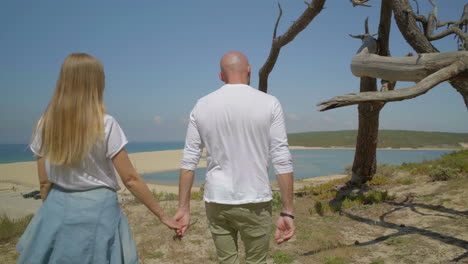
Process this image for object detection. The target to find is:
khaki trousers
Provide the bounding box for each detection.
[205,201,272,264]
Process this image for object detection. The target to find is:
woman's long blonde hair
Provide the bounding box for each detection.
[36,53,106,165]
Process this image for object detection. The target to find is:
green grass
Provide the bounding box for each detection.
[152,190,178,201]
[309,190,395,215]
[297,176,350,197]
[271,252,296,264]
[288,130,468,148]
[324,256,351,264]
[147,251,164,259]
[0,214,33,243]
[400,150,468,180]
[370,258,386,264]
[384,237,411,247]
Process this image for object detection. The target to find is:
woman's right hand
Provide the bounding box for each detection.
[161,215,183,230]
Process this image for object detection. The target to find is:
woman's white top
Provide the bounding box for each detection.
[30,115,128,191]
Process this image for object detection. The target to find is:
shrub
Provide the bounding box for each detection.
[375,164,398,178]
[272,191,282,211]
[400,150,468,178]
[367,176,393,186]
[429,166,460,181]
[0,214,33,243]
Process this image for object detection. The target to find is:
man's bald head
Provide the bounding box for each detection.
[218,51,251,85]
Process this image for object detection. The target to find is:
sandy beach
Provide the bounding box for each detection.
[0,145,457,218]
[0,149,204,218]
[0,147,348,218]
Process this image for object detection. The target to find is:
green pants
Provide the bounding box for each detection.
[205,201,272,264]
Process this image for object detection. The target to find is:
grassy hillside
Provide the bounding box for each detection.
[288,130,468,148]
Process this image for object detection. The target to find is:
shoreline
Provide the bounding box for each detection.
[289,145,462,151]
[0,146,457,187]
[0,174,346,219]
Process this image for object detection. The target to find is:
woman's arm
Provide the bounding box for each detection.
[112,149,181,230]
[37,157,52,201]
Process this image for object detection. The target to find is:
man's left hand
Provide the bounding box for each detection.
[275,216,295,244]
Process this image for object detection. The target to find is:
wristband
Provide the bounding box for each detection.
[280,212,295,219]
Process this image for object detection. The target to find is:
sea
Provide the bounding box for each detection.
[0,142,453,186]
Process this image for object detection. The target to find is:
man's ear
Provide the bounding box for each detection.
[218,72,224,82]
[247,65,251,77]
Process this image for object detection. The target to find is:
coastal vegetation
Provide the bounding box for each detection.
[1,150,466,263]
[288,130,468,149]
[124,150,467,263]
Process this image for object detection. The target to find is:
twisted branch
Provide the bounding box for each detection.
[350,0,372,7]
[258,0,326,93]
[411,2,468,50]
[317,57,468,111]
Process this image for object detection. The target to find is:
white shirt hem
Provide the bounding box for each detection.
[204,197,272,205]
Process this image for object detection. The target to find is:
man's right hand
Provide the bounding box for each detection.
[174,208,190,238]
[275,216,295,244]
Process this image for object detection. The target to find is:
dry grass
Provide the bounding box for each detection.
[2,151,467,263]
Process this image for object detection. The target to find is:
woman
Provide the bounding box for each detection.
[16,53,180,264]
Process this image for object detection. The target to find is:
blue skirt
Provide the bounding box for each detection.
[16,186,139,264]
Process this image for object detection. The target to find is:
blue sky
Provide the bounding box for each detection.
[1,0,467,143]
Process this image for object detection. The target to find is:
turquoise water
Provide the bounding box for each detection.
[0,142,185,164]
[141,149,453,186]
[0,143,452,186]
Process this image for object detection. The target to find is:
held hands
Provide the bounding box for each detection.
[160,215,183,230]
[275,216,295,244]
[173,208,190,238]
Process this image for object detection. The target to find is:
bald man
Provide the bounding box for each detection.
[175,51,294,264]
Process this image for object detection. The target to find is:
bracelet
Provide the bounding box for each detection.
[280,212,295,219]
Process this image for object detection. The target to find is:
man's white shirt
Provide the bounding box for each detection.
[181,84,293,204]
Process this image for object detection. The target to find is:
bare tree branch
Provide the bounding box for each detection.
[393,0,468,108]
[258,0,326,93]
[318,58,468,111]
[350,0,372,7]
[273,3,283,39]
[377,0,395,91]
[409,2,468,50]
[351,51,468,81]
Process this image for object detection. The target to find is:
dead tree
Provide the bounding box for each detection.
[317,0,468,109]
[258,0,326,93]
[318,52,468,110]
[318,0,467,186]
[393,0,468,109]
[345,0,393,185]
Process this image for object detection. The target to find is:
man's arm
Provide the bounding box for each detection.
[276,172,294,214]
[174,169,195,237]
[275,172,295,244]
[176,104,203,238]
[37,157,52,202]
[269,98,295,244]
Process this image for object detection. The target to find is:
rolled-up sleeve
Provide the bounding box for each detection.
[181,104,204,170]
[269,99,293,174]
[105,116,128,159]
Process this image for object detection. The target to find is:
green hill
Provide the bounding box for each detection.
[287,130,468,149]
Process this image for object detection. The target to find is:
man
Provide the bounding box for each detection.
[175,51,294,264]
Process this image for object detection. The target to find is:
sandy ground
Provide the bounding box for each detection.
[0,149,207,219]
[0,146,459,219]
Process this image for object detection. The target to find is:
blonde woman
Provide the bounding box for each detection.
[16,53,181,264]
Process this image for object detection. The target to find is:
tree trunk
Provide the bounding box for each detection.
[451,79,468,108]
[351,79,384,184]
[350,0,391,185]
